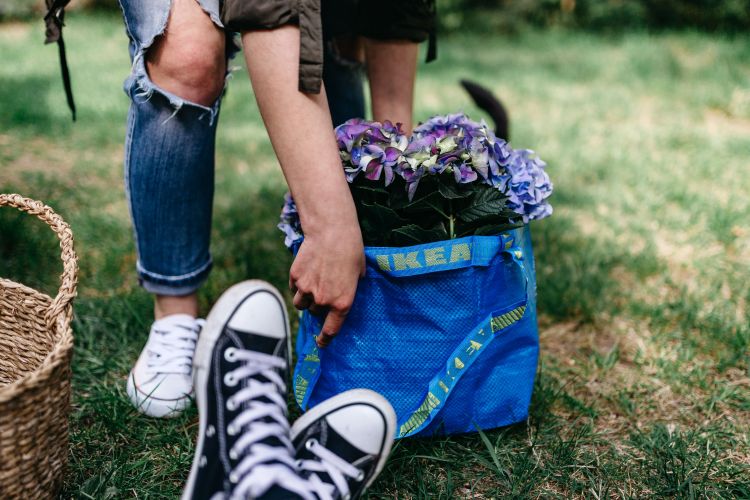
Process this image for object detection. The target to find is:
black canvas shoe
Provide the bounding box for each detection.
[182,280,314,500]
[290,389,397,500]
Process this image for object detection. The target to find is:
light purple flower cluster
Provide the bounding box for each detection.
[279,113,553,248]
[503,149,554,222]
[277,192,303,250]
[337,114,553,221]
[335,118,408,186]
[407,113,513,199]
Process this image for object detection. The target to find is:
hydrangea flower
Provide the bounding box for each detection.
[501,149,553,223]
[336,119,407,186]
[279,114,553,249]
[277,192,303,250]
[410,113,502,192]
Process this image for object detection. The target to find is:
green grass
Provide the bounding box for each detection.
[2,13,749,498]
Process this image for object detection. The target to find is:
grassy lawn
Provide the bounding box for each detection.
[2,12,749,498]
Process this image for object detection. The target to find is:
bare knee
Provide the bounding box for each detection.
[146,0,226,106]
[147,41,226,106]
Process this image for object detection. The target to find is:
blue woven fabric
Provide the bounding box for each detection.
[293,226,539,438]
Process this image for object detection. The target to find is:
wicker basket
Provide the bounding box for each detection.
[0,194,77,498]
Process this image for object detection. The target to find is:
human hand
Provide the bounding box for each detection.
[289,223,365,348]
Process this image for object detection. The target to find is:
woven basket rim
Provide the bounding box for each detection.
[0,194,77,405]
[0,277,75,404]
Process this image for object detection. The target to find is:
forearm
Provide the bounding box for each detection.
[241,26,357,235]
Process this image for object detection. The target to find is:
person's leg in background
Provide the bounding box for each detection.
[322,34,418,132]
[321,0,366,127]
[320,0,433,131]
[357,0,436,133]
[364,39,419,133]
[119,0,235,417]
[322,35,366,127]
[320,33,419,132]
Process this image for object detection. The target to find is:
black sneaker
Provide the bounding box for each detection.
[182,280,313,500]
[290,389,397,500]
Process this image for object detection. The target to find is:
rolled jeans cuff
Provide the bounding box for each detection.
[137,259,212,296]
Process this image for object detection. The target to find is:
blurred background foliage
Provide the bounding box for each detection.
[0,0,116,21]
[440,0,750,33]
[3,0,750,32]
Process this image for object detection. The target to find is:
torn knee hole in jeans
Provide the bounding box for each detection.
[129,49,232,125]
[125,0,238,125]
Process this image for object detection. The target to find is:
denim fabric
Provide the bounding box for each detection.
[120,0,233,295]
[322,40,366,127]
[119,0,364,295]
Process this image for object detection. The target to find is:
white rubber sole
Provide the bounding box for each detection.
[290,388,397,493]
[182,280,291,500]
[125,371,191,419]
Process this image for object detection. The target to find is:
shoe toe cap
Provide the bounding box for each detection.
[227,289,287,339]
[326,404,388,456]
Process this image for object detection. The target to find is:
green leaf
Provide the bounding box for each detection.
[457,187,508,223]
[350,180,391,209]
[359,202,408,231]
[455,211,522,237]
[352,184,388,195]
[358,218,382,246]
[401,191,449,217]
[437,180,476,200]
[391,176,439,210]
[390,224,449,246]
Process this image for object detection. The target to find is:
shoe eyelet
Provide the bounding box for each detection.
[305,438,317,451]
[295,459,304,469]
[227,425,237,436]
[224,373,237,387]
[343,494,351,500]
[229,449,238,460]
[205,425,215,437]
[229,472,239,484]
[355,469,365,482]
[226,399,237,411]
[224,347,237,362]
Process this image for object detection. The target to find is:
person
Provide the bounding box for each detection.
[115,0,436,496]
[120,0,436,418]
[181,280,396,499]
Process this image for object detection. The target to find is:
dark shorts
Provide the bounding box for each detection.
[221,0,436,41]
[322,0,436,43]
[221,0,438,91]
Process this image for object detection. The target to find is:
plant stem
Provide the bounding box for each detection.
[449,199,455,239]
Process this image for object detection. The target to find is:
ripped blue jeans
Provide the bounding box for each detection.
[119,0,364,296]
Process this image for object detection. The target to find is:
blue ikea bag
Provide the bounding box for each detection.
[293,226,539,438]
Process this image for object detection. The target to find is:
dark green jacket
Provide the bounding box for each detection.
[221,0,437,94]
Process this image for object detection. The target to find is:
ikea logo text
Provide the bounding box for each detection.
[376,243,472,272]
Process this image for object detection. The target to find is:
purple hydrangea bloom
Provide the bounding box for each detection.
[335,118,372,151]
[501,149,553,223]
[278,192,304,249]
[336,118,407,185]
[407,113,503,198]
[414,112,486,139]
[280,114,553,249]
[454,163,478,184]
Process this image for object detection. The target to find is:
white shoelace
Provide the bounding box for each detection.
[222,347,317,500]
[297,439,366,500]
[146,318,204,375]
